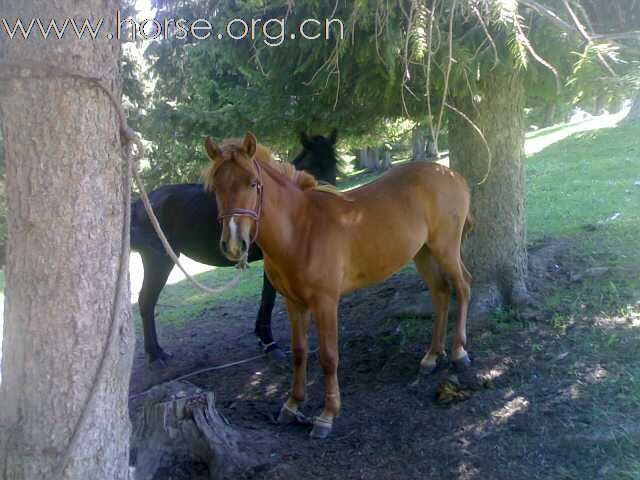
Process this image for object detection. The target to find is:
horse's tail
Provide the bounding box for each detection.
[129,199,144,252]
[129,198,166,256]
[462,211,475,242]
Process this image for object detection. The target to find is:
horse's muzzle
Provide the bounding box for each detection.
[220,238,248,262]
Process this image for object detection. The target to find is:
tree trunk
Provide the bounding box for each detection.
[412,127,427,160]
[0,1,134,479]
[425,136,438,159]
[369,147,380,169]
[594,94,607,115]
[361,147,391,170]
[624,90,640,123]
[413,127,439,160]
[360,147,384,170]
[381,149,392,169]
[359,147,369,169]
[542,102,557,127]
[449,70,530,315]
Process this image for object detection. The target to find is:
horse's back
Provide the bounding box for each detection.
[346,161,470,220]
[351,161,468,196]
[332,162,471,290]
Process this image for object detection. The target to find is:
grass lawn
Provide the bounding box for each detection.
[527,123,640,315]
[133,262,266,327]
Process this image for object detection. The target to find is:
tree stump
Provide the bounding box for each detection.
[131,381,250,480]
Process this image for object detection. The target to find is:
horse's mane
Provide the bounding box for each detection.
[203,138,347,199]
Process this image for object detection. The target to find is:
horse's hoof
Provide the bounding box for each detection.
[265,344,286,362]
[259,341,286,361]
[310,419,333,439]
[452,352,472,372]
[277,405,310,425]
[276,406,295,424]
[419,355,449,376]
[147,349,173,367]
[149,358,168,369]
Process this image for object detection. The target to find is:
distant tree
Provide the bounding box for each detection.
[623,67,640,123]
[625,90,640,122]
[0,0,134,478]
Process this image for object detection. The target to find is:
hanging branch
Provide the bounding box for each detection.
[470,3,499,68]
[433,0,458,153]
[518,0,579,35]
[513,4,561,92]
[423,0,439,149]
[400,0,418,116]
[561,0,617,76]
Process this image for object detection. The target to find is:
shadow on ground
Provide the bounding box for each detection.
[129,236,640,480]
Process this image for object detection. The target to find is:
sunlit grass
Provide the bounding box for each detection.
[527,123,640,240]
[527,122,640,326]
[130,261,264,327]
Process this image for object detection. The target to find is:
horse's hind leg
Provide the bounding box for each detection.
[431,244,472,368]
[414,246,450,374]
[254,272,285,360]
[138,250,174,366]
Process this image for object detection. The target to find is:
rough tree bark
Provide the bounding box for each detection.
[449,69,531,315]
[0,1,134,478]
[412,127,427,160]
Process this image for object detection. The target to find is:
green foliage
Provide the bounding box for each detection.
[132,0,637,187]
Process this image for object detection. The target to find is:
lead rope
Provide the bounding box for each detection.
[0,60,243,478]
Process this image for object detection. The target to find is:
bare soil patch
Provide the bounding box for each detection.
[129,238,640,479]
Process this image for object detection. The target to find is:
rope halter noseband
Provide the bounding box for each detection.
[217,157,264,250]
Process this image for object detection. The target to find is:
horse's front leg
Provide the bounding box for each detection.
[310,297,341,439]
[254,272,285,360]
[277,299,310,424]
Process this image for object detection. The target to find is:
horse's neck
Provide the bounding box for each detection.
[256,168,307,262]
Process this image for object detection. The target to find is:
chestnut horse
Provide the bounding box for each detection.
[204,133,473,439]
[130,131,339,366]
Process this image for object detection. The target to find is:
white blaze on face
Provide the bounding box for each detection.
[228,217,238,243]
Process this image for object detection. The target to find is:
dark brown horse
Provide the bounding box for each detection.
[203,132,473,438]
[130,131,339,366]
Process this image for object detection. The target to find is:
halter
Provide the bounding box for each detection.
[217,157,264,248]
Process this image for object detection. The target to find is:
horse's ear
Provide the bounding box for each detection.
[243,132,257,158]
[329,128,338,145]
[300,131,311,149]
[204,137,222,165]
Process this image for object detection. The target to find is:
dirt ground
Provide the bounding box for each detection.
[128,239,640,480]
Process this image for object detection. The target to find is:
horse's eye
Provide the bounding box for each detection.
[250,181,258,189]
